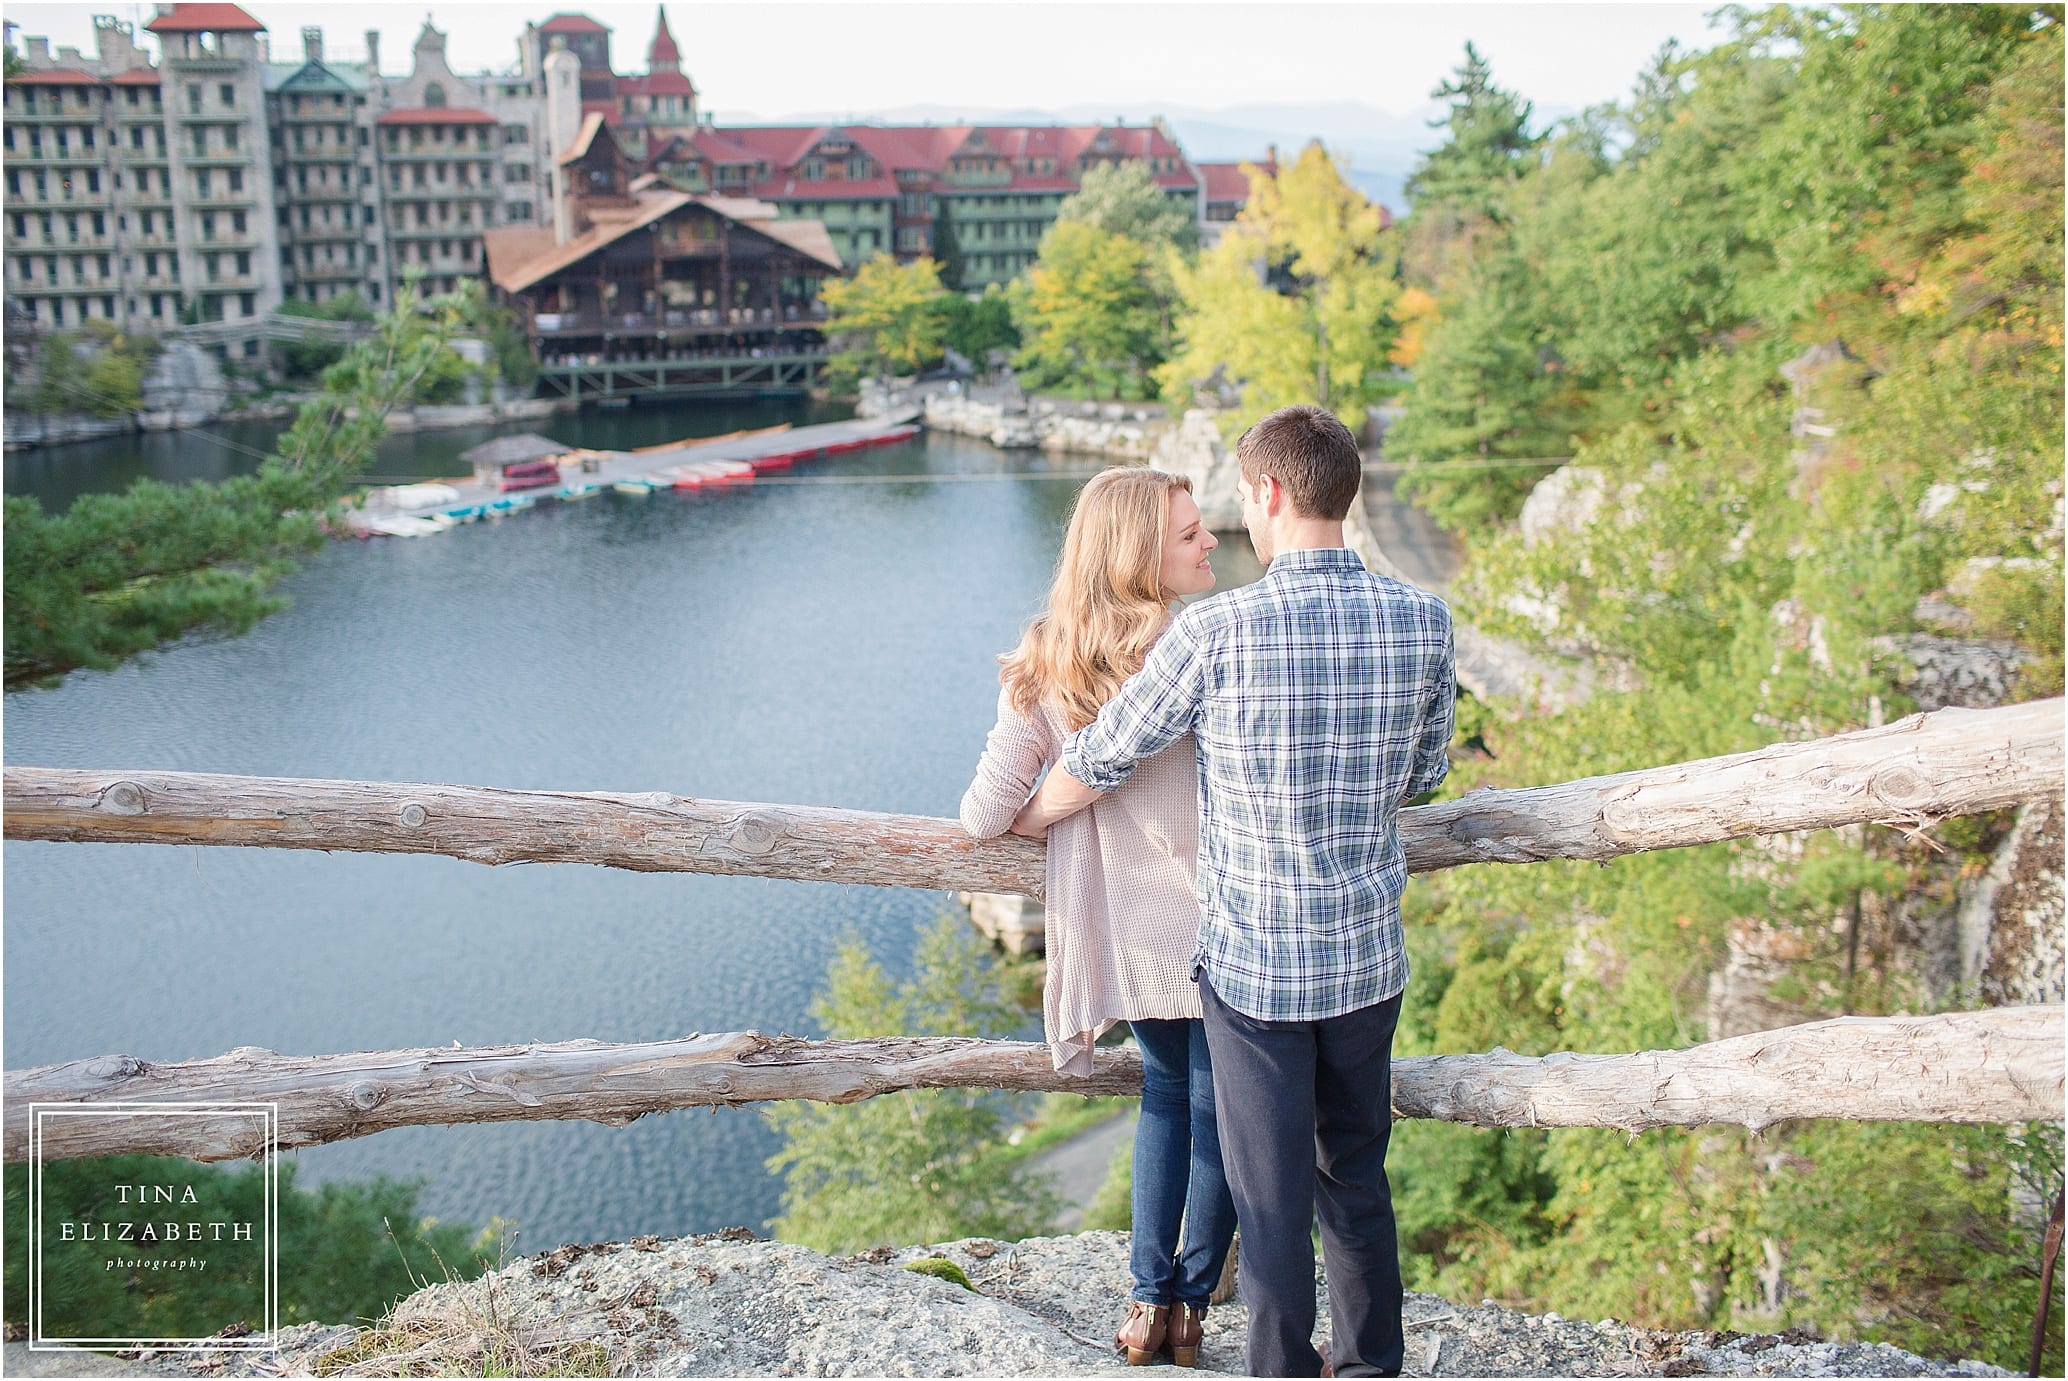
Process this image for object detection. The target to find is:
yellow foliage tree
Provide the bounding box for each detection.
[1158,142,1404,430]
[819,254,949,380]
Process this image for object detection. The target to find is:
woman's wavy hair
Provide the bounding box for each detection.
[999,467,1194,731]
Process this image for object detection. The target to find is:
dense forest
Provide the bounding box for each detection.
[1378,6,2061,1370]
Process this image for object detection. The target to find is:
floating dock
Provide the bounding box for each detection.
[345,417,921,537]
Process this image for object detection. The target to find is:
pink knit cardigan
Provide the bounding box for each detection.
[959,686,1204,1076]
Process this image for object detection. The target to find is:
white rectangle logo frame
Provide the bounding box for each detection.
[29,1101,278,1352]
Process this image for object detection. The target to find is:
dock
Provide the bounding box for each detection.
[345,416,921,537]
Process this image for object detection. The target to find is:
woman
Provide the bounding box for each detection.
[960,467,1235,1368]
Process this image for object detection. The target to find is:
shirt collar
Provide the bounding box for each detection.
[1265,545,1362,573]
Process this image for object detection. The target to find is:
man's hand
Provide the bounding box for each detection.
[1008,767,1103,839]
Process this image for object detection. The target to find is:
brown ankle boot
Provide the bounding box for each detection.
[1114,1300,1169,1366]
[1167,1302,1206,1367]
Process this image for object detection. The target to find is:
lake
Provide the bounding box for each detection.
[3,399,1262,1251]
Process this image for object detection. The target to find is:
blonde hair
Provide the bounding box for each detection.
[999,467,1195,731]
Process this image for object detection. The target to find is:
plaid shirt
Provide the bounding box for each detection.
[1061,546,1456,1023]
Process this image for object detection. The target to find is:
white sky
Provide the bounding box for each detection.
[6,2,1726,122]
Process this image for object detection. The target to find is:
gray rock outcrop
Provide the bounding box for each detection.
[138,341,229,429]
[7,1230,2009,1378]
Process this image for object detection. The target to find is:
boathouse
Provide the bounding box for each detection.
[484,97,841,401]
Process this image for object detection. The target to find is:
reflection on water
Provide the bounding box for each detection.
[3,397,1262,1250]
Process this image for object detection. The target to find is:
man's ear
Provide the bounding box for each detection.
[1257,471,1282,516]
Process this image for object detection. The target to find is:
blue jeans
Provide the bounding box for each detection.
[1128,1016,1239,1307]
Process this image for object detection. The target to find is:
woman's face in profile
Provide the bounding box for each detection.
[1158,489,1219,599]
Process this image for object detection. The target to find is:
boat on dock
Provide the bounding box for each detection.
[353,417,923,536]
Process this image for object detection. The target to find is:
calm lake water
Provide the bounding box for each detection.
[3,400,1262,1252]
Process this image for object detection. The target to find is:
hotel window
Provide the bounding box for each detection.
[232,211,246,233]
[188,84,203,114]
[219,83,235,108]
[229,168,243,192]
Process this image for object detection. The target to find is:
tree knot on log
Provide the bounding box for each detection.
[344,1080,388,1112]
[397,802,428,829]
[83,1054,149,1083]
[98,780,149,815]
[1869,765,1933,810]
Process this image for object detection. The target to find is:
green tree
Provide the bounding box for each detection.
[4,281,473,690]
[941,283,1020,367]
[819,254,950,382]
[1159,141,1403,430]
[1401,41,1543,291]
[1011,221,1161,398]
[1055,159,1198,250]
[764,915,1060,1253]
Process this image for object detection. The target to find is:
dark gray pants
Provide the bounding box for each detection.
[1199,975,1405,1378]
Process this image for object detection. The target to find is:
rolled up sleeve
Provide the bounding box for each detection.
[1405,616,1456,800]
[1061,613,1206,792]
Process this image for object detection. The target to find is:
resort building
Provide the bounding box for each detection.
[2,3,1275,369]
[483,44,842,400]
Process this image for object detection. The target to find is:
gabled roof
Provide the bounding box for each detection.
[617,70,695,97]
[270,60,371,94]
[485,191,842,294]
[557,110,609,164]
[6,68,101,85]
[376,107,497,126]
[145,4,266,33]
[539,13,610,33]
[1199,161,1274,202]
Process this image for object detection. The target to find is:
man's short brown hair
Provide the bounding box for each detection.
[1236,405,1363,521]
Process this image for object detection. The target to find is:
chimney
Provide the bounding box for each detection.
[365,29,380,75]
[26,35,49,64]
[302,26,323,65]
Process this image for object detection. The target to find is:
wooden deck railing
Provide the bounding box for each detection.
[6,696,2062,1161]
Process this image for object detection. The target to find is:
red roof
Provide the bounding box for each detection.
[144,4,266,33]
[1199,161,1273,203]
[649,7,680,66]
[581,97,619,126]
[7,68,101,85]
[376,107,498,126]
[617,70,695,97]
[110,68,164,85]
[539,13,609,33]
[753,176,901,201]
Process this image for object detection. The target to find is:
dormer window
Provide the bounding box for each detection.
[423,83,445,108]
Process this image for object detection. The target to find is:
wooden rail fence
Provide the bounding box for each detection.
[6,696,2062,1161]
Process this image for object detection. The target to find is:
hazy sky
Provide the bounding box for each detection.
[7,2,1726,122]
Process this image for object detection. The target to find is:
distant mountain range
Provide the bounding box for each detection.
[720,98,1580,215]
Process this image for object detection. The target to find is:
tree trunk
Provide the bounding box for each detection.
[9,1005,2058,1163]
[4,699,2058,900]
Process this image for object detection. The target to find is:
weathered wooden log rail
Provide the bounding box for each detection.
[7,1006,2061,1163]
[4,698,2060,900]
[6,696,2061,1161]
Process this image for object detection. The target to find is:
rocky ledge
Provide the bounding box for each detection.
[5,1230,2008,1378]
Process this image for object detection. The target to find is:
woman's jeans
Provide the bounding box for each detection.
[1128,1016,1239,1307]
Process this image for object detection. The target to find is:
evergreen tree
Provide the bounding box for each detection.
[1404,41,1542,219]
[4,282,474,690]
[764,915,1059,1253]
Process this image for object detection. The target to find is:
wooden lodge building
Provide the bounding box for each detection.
[484,100,842,400]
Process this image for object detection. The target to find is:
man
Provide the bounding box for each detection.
[1012,404,1455,1378]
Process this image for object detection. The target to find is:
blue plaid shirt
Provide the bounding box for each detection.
[1060,546,1455,1023]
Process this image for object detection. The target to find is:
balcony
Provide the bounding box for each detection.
[529,304,829,336]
